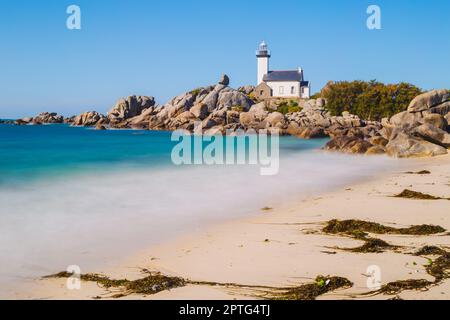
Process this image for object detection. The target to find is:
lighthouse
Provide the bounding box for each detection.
[254,41,311,99]
[256,41,270,85]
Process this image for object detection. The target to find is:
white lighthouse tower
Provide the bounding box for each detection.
[256,41,270,85]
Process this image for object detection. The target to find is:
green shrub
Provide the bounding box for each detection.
[320,80,422,121]
[247,92,256,101]
[273,100,302,115]
[190,88,202,98]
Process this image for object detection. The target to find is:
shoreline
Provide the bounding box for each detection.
[14,153,450,300]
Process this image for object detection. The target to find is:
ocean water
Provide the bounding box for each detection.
[0,124,401,297]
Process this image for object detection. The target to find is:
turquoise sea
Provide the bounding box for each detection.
[0,124,326,186]
[0,123,400,297]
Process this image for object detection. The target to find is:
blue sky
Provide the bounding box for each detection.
[0,0,449,118]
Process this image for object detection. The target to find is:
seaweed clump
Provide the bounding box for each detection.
[263,276,353,300]
[322,219,445,254]
[47,271,353,300]
[46,270,186,296]
[323,219,445,236]
[346,238,395,253]
[394,189,447,200]
[375,279,433,295]
[426,252,450,282]
[414,246,448,256]
[405,170,431,175]
[367,250,450,296]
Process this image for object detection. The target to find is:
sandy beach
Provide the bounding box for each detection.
[16,154,450,300]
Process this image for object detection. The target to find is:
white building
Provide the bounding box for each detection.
[255,41,310,100]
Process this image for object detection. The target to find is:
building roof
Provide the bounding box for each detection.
[263,70,303,82]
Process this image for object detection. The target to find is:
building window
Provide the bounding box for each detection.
[291,86,295,94]
[279,86,284,94]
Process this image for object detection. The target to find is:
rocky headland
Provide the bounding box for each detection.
[7,75,450,158]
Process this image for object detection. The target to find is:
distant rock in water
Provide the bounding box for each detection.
[72,111,108,127]
[64,116,76,125]
[95,123,107,130]
[31,112,64,125]
[13,117,33,125]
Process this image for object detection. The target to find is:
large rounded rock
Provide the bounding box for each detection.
[422,114,447,130]
[190,104,209,120]
[108,96,156,122]
[324,136,372,154]
[216,89,254,111]
[239,112,256,128]
[386,129,447,158]
[389,111,424,128]
[407,89,450,113]
[290,126,327,139]
[226,110,240,124]
[127,107,156,129]
[73,111,107,126]
[264,112,286,128]
[369,135,389,147]
[414,123,450,148]
[445,112,450,127]
[348,140,373,154]
[316,98,326,108]
[430,101,450,115]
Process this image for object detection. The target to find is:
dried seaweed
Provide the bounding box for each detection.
[405,170,431,175]
[366,250,450,296]
[323,219,445,236]
[426,252,450,282]
[46,270,186,296]
[344,238,396,253]
[260,276,353,300]
[47,271,353,300]
[375,279,433,295]
[394,189,448,200]
[414,246,448,256]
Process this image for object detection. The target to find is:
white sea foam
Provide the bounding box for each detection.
[0,151,402,297]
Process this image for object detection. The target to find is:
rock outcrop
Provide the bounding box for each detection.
[325,89,450,157]
[31,112,64,124]
[5,79,447,160]
[72,111,108,127]
[218,74,230,86]
[238,85,255,96]
[108,95,156,126]
[143,75,255,133]
[12,117,33,125]
[407,89,450,113]
[386,129,447,158]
